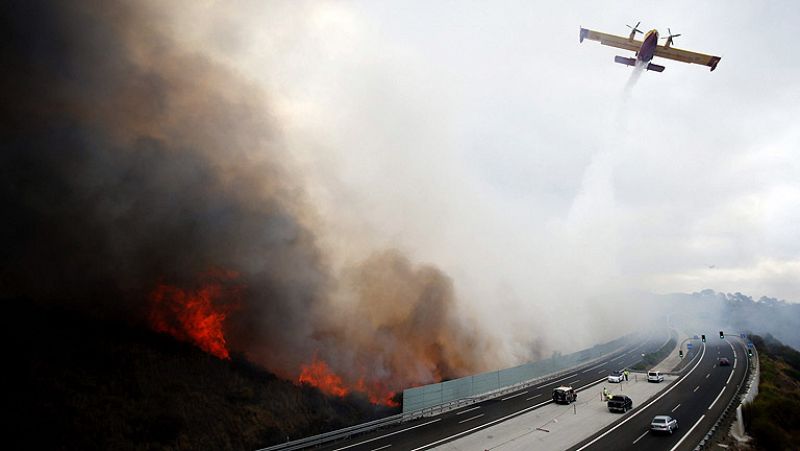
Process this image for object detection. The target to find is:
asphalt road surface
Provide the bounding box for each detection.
[569,336,749,451]
[316,330,673,451]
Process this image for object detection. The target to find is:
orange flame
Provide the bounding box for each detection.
[148,270,240,359]
[298,356,398,407]
[298,358,349,398]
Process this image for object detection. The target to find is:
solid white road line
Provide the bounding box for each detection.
[371,445,392,451]
[575,343,707,451]
[501,391,528,401]
[670,414,705,451]
[455,406,481,416]
[333,419,441,451]
[409,399,552,451]
[526,394,541,401]
[693,386,700,393]
[726,371,734,385]
[458,413,484,424]
[672,403,681,412]
[537,373,578,389]
[632,429,649,445]
[709,386,726,410]
[734,359,737,369]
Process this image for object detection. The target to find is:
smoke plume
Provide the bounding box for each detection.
[0,0,497,402]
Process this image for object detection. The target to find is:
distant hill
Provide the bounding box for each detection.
[6,300,397,450]
[743,334,800,450]
[659,290,800,349]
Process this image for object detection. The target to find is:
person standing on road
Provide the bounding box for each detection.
[623,369,629,381]
[603,386,610,401]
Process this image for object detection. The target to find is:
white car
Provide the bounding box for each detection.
[607,370,624,383]
[650,415,678,434]
[647,371,664,382]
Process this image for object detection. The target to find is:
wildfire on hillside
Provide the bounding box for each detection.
[149,270,242,359]
[298,356,399,407]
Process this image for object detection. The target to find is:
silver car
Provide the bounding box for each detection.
[650,415,678,434]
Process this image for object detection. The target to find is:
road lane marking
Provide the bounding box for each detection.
[610,354,627,362]
[409,399,553,450]
[371,445,391,451]
[333,419,441,451]
[633,430,649,445]
[734,359,737,369]
[706,373,711,379]
[598,370,607,374]
[726,371,734,385]
[526,393,541,401]
[670,414,705,451]
[582,362,606,373]
[458,413,484,424]
[709,386,726,410]
[455,406,481,416]
[501,391,528,401]
[672,403,681,412]
[575,342,707,451]
[694,386,700,393]
[566,379,581,386]
[537,373,578,388]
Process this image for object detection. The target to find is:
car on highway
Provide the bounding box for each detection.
[607,394,632,413]
[650,415,678,434]
[719,357,731,366]
[552,386,577,404]
[607,370,624,383]
[647,370,664,382]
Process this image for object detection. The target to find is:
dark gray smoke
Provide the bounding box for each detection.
[0,0,496,398]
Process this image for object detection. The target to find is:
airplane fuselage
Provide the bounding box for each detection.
[636,29,659,64]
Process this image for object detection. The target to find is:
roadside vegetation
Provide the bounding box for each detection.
[743,334,800,450]
[7,300,397,450]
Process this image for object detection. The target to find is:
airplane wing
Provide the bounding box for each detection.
[579,28,641,53]
[654,45,721,71]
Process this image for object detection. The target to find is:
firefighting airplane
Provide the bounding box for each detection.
[579,22,721,72]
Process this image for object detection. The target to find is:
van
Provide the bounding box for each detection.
[647,371,664,382]
[552,386,577,404]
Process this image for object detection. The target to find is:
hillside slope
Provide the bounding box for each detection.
[744,334,800,450]
[6,300,396,450]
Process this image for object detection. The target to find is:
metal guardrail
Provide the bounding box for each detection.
[693,337,753,450]
[255,334,642,451]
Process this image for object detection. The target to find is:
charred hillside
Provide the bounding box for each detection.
[6,300,396,451]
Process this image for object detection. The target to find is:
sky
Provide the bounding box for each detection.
[154,1,800,356]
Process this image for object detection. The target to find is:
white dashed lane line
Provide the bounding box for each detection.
[672,403,681,412]
[633,429,649,445]
[458,414,484,424]
[501,391,528,401]
[455,406,480,416]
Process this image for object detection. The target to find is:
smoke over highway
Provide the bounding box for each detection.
[0,1,498,403]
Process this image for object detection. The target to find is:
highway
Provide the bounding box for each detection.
[569,336,749,451]
[316,331,672,451]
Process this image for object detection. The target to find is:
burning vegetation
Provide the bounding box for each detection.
[0,0,498,425]
[148,270,241,360]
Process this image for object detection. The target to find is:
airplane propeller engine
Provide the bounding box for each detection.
[660,28,682,47]
[626,21,643,40]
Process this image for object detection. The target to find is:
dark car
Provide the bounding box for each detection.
[719,357,731,366]
[607,394,632,413]
[552,386,577,404]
